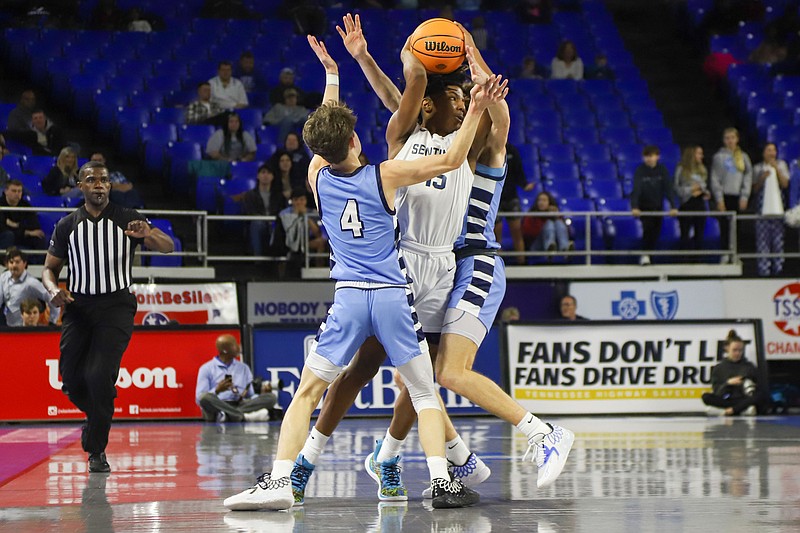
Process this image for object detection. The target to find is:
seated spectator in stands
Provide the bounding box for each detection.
[263,88,310,143]
[0,179,48,252]
[585,53,614,80]
[0,247,59,327]
[206,113,256,162]
[28,109,64,156]
[89,152,143,209]
[711,128,752,263]
[631,145,679,265]
[195,334,278,423]
[269,67,306,106]
[242,163,287,256]
[551,40,583,80]
[127,8,152,32]
[559,295,587,320]
[752,142,790,277]
[90,0,125,30]
[517,56,547,79]
[185,82,227,127]
[516,0,552,24]
[270,149,305,204]
[521,192,573,258]
[209,61,248,111]
[235,51,266,93]
[495,143,533,265]
[6,90,36,132]
[702,330,760,416]
[274,188,326,278]
[749,36,787,65]
[20,299,44,327]
[279,132,311,178]
[42,147,80,197]
[675,145,710,258]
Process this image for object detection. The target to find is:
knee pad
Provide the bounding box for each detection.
[396,353,441,413]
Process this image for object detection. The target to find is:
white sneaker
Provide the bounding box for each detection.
[243,408,270,422]
[421,453,491,498]
[639,255,651,265]
[720,254,730,264]
[224,473,293,511]
[705,406,727,416]
[223,510,295,532]
[742,405,757,416]
[523,424,575,489]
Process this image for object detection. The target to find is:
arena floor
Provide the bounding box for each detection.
[1,416,798,532]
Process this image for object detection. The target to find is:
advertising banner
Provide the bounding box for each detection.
[247,282,335,324]
[130,283,239,325]
[505,320,764,415]
[722,279,800,361]
[569,281,726,320]
[0,326,240,421]
[252,326,502,416]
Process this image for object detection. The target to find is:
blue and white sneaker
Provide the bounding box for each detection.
[290,454,315,506]
[364,440,408,501]
[523,423,575,488]
[421,453,491,498]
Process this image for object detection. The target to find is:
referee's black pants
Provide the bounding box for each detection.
[59,289,137,454]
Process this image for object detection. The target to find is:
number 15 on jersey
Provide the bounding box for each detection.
[340,199,364,238]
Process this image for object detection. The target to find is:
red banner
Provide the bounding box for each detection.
[0,327,241,421]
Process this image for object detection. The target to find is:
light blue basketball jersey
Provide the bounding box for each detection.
[454,163,507,251]
[316,165,407,285]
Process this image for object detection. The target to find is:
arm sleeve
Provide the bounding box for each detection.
[47,217,69,258]
[710,154,724,202]
[741,153,753,200]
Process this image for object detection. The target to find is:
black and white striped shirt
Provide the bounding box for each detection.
[48,203,147,296]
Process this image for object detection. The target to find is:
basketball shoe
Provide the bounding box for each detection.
[430,477,480,509]
[364,440,408,501]
[421,453,491,498]
[523,423,575,488]
[224,472,293,511]
[290,454,315,506]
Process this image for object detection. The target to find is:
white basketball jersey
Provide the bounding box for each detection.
[394,124,473,249]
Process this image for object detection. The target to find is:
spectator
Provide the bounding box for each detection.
[29,109,65,156]
[631,145,678,265]
[752,142,790,276]
[195,334,278,423]
[702,330,760,416]
[550,39,583,80]
[0,179,48,252]
[241,163,287,256]
[185,82,227,127]
[494,143,532,265]
[235,51,267,93]
[6,90,36,132]
[263,88,310,143]
[470,16,488,50]
[89,152,143,209]
[270,150,304,203]
[585,53,614,80]
[500,306,521,323]
[711,127,752,263]
[209,61,248,110]
[127,8,152,32]
[274,188,326,278]
[0,247,59,327]
[675,145,710,259]
[559,295,587,320]
[279,132,311,179]
[521,191,573,259]
[205,113,256,162]
[269,67,305,106]
[43,146,80,198]
[517,56,547,79]
[20,299,43,327]
[90,0,124,30]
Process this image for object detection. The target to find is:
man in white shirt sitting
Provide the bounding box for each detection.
[209,61,249,111]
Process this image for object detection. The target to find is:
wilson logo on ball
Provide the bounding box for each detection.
[424,40,462,53]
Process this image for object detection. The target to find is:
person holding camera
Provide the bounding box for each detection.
[195,334,278,422]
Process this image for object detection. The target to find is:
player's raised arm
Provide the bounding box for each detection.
[381,75,507,189]
[306,35,340,196]
[337,13,401,113]
[465,45,510,168]
[385,37,428,158]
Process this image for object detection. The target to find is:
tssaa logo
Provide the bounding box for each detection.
[773,283,800,337]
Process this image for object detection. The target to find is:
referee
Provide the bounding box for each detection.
[42,160,174,473]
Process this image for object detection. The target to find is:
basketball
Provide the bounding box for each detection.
[410,18,466,74]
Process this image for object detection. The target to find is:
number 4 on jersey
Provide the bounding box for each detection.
[340,199,364,238]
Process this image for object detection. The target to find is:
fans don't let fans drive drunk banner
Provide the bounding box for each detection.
[505,320,765,414]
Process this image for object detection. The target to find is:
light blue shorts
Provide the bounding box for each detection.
[310,287,428,369]
[445,253,506,335]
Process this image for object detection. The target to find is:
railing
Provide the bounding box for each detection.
[3,206,794,278]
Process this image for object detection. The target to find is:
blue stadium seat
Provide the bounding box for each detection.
[544,179,583,200]
[236,108,264,131]
[0,155,24,177]
[257,125,280,146]
[255,143,277,162]
[703,216,722,258]
[222,177,257,215]
[527,126,562,145]
[575,144,612,164]
[37,211,65,237]
[140,123,178,176]
[581,160,618,181]
[32,195,66,208]
[147,75,183,96]
[636,127,673,146]
[22,156,56,177]
[563,127,600,146]
[539,144,575,163]
[561,109,597,128]
[129,91,164,109]
[585,179,623,200]
[166,141,202,192]
[601,127,638,147]
[656,217,681,262]
[106,74,145,94]
[542,162,581,182]
[196,175,222,213]
[148,236,183,267]
[606,216,642,264]
[179,125,215,146]
[630,109,666,129]
[518,183,544,212]
[768,124,800,144]
[516,145,539,181]
[151,107,185,124]
[596,197,632,213]
[613,143,644,163]
[773,75,800,95]
[229,161,260,181]
[526,109,561,129]
[560,197,595,212]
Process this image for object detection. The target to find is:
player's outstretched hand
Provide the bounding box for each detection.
[465,45,489,86]
[400,35,426,77]
[469,73,508,111]
[454,21,477,51]
[336,13,368,60]
[307,35,338,73]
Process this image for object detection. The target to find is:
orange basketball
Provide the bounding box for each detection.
[410,18,466,74]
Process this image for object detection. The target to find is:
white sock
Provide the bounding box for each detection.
[299,427,330,465]
[271,459,294,479]
[375,429,405,463]
[426,456,449,482]
[516,413,552,442]
[445,435,471,466]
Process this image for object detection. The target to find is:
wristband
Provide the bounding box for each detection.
[326,73,340,86]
